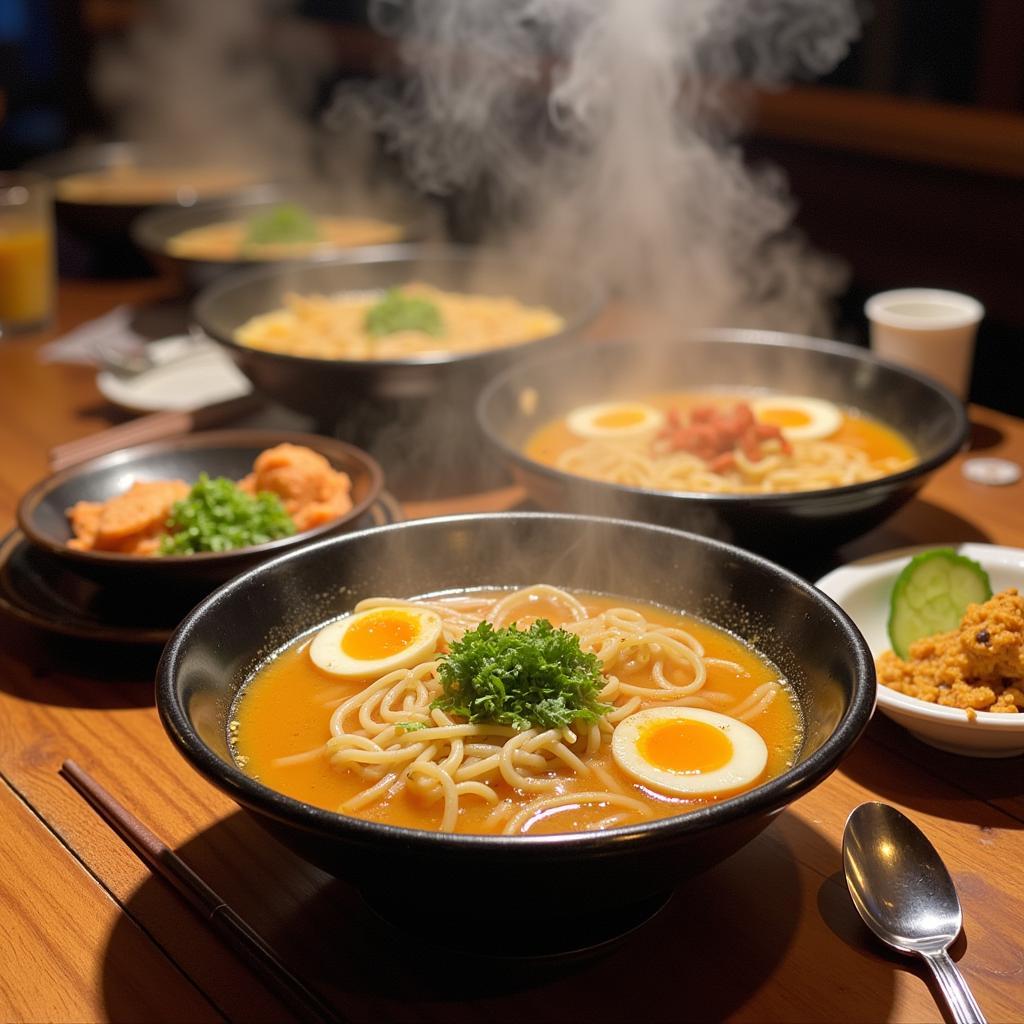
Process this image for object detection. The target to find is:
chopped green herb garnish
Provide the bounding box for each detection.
[396,721,428,732]
[433,619,610,731]
[243,203,321,246]
[365,288,444,337]
[159,473,296,555]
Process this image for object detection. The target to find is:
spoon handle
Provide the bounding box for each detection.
[921,950,987,1024]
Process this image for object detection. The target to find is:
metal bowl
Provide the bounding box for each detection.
[194,245,602,494]
[476,331,968,555]
[157,512,873,948]
[132,184,428,293]
[17,430,382,591]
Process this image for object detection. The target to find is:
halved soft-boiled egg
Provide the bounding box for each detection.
[611,706,768,798]
[566,402,664,440]
[750,395,842,441]
[309,606,443,679]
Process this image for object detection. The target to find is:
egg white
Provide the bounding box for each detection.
[566,402,664,440]
[611,706,768,798]
[309,606,443,679]
[750,395,842,441]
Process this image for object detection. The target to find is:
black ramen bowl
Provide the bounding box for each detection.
[477,331,968,557]
[193,245,602,495]
[17,430,382,591]
[157,512,873,951]
[132,184,427,293]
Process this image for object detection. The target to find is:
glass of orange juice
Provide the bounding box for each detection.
[0,172,55,336]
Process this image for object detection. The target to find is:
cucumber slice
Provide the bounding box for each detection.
[887,548,992,659]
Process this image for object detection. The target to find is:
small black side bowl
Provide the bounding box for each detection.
[17,430,382,591]
[476,331,968,555]
[156,513,874,929]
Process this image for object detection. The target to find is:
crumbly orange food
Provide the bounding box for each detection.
[877,588,1024,716]
[67,480,190,555]
[66,443,352,555]
[237,443,351,531]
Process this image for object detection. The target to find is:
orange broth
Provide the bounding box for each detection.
[525,391,915,487]
[231,591,803,835]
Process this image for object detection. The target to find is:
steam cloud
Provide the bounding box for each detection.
[93,0,333,180]
[350,0,861,335]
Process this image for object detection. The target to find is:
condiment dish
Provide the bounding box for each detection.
[816,543,1024,757]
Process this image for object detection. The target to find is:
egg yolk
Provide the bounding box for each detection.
[757,408,812,428]
[594,408,648,429]
[637,718,733,774]
[340,611,419,661]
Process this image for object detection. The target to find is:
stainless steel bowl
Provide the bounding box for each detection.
[194,245,603,494]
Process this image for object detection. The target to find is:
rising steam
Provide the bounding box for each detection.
[348,0,860,335]
[93,0,333,180]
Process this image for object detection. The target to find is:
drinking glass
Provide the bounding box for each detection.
[0,172,55,336]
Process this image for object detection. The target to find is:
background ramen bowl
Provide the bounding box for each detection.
[477,331,968,557]
[132,184,424,293]
[157,512,874,942]
[816,543,1024,758]
[192,245,602,490]
[17,430,382,591]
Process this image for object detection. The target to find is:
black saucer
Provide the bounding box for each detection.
[0,493,402,645]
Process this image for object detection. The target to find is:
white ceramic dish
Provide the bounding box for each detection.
[816,543,1024,758]
[96,334,252,414]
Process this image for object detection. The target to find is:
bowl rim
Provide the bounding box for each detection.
[475,329,969,507]
[815,541,1024,732]
[192,243,605,371]
[16,429,384,569]
[156,510,876,852]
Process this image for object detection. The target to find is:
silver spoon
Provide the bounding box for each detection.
[843,802,987,1024]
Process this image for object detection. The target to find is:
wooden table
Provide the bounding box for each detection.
[1,280,1022,1024]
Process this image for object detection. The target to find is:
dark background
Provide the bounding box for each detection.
[1,0,1021,415]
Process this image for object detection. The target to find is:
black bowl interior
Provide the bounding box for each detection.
[476,331,968,553]
[158,513,874,916]
[17,430,382,587]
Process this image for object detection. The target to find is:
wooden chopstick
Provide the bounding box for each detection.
[49,394,263,472]
[59,760,342,1024]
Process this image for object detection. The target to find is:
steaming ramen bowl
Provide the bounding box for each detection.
[132,184,425,293]
[476,331,968,555]
[194,245,601,493]
[157,512,873,954]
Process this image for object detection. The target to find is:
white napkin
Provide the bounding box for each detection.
[38,306,149,366]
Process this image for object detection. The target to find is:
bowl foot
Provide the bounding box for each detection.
[360,886,674,962]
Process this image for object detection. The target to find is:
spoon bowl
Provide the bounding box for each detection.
[843,802,987,1024]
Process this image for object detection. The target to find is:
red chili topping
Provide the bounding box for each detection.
[652,402,791,467]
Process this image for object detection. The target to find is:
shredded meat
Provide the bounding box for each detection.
[877,589,1024,715]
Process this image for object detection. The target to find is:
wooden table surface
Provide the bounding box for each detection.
[1,279,1022,1024]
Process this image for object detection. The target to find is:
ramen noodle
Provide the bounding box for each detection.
[525,393,916,495]
[167,215,403,261]
[231,586,803,836]
[234,283,565,360]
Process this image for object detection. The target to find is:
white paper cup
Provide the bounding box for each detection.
[865,288,984,399]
